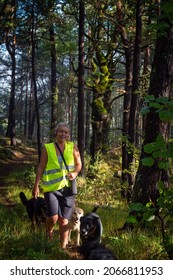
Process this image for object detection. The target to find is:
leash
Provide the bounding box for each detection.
[55,141,77,198]
[55,142,70,173]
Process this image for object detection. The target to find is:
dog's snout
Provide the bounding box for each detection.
[80,228,86,236]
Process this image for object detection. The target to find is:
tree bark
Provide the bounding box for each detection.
[133,17,173,205]
[90,47,112,159]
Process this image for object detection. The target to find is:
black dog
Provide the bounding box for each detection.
[19,192,46,228]
[80,206,102,244]
[79,206,117,260]
[79,241,117,260]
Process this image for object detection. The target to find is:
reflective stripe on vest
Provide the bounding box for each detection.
[41,142,75,192]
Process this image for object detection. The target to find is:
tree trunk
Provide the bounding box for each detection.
[121,50,133,198]
[90,47,112,159]
[49,24,58,139]
[6,37,16,146]
[133,18,173,205]
[78,0,85,174]
[5,0,16,146]
[127,0,143,199]
[31,5,41,159]
[85,59,92,153]
[117,0,133,196]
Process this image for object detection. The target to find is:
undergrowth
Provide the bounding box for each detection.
[0,144,169,260]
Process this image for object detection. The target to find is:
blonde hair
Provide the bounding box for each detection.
[54,122,70,134]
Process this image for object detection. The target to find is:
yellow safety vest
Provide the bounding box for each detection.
[41,142,75,192]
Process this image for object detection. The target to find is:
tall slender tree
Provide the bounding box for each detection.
[47,0,59,138]
[30,1,41,159]
[78,0,85,173]
[127,0,143,199]
[117,0,133,196]
[49,23,58,138]
[5,0,16,146]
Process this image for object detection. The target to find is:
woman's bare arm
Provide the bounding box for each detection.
[32,146,48,198]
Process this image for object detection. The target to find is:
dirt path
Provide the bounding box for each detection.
[0,145,38,207]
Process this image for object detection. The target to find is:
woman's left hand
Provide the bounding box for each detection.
[67,172,77,180]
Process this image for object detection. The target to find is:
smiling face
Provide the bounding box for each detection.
[56,125,69,143]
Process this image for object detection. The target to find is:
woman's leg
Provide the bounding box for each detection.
[46,214,58,238]
[44,192,59,238]
[59,217,69,248]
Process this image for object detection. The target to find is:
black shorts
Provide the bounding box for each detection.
[44,186,75,219]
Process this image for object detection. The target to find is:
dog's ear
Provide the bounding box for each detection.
[80,216,84,222]
[92,213,100,220]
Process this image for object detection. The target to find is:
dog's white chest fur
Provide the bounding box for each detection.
[68,219,80,231]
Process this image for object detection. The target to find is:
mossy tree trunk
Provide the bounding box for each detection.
[90,46,113,158]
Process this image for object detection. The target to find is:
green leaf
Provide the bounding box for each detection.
[167,101,173,108]
[158,161,171,170]
[156,134,165,142]
[142,157,154,167]
[159,110,173,122]
[149,102,162,109]
[146,201,154,208]
[143,143,156,153]
[129,203,144,212]
[156,96,169,104]
[144,95,155,102]
[152,150,163,159]
[141,107,150,115]
[168,144,173,158]
[126,215,137,224]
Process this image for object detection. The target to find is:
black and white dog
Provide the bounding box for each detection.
[80,206,102,244]
[79,206,117,260]
[19,192,46,228]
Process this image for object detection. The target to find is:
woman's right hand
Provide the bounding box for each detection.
[32,186,39,199]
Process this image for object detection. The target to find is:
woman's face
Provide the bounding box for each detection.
[56,125,69,142]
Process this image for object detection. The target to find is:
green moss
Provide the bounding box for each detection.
[93,98,108,115]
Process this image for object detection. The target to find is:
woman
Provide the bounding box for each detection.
[32,122,82,249]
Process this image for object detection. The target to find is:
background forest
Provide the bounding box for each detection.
[1,0,173,260]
